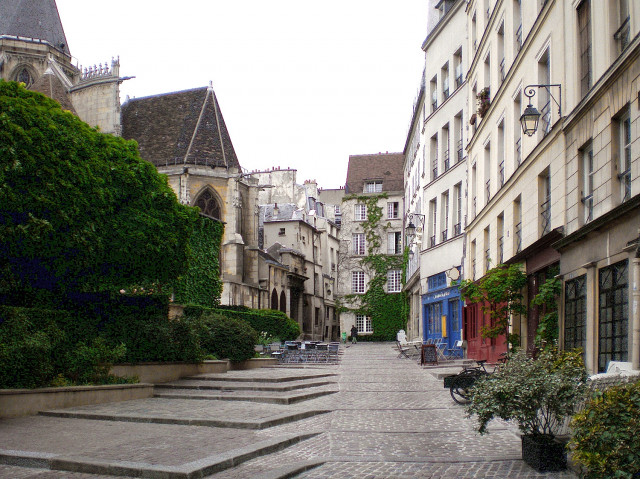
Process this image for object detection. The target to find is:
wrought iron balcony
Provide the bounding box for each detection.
[515,221,522,253]
[540,199,551,235]
[499,57,506,85]
[441,229,448,242]
[444,149,450,171]
[499,160,504,188]
[454,222,461,236]
[486,179,491,202]
[457,139,463,164]
[429,235,437,248]
[581,195,593,223]
[516,24,523,52]
[498,236,504,264]
[515,137,522,167]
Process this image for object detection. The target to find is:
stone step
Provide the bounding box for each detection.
[155,378,336,392]
[183,371,337,383]
[154,387,338,404]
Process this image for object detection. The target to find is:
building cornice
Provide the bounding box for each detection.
[421,0,465,51]
[552,195,640,251]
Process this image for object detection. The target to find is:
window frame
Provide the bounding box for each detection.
[354,203,367,221]
[387,269,402,293]
[352,270,366,294]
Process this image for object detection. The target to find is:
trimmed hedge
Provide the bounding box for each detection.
[186,305,300,341]
[198,312,257,362]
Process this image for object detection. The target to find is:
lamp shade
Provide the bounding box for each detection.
[406,221,416,239]
[520,104,541,136]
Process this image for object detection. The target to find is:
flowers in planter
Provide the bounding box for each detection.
[477,88,491,118]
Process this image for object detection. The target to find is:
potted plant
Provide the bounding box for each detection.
[466,348,588,472]
[477,88,491,118]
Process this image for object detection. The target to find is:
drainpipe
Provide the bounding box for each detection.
[632,228,640,370]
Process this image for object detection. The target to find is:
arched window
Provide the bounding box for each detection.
[279,291,287,313]
[271,289,279,310]
[15,68,34,88]
[194,189,221,219]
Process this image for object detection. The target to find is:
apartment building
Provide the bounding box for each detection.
[338,153,405,338]
[463,0,639,371]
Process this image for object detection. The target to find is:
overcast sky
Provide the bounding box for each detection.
[56,0,429,189]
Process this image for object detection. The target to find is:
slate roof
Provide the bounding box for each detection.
[0,0,70,55]
[29,70,76,114]
[344,152,405,194]
[121,86,241,170]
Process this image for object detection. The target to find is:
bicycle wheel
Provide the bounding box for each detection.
[450,371,483,405]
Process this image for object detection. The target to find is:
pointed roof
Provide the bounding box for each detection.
[345,152,405,194]
[29,69,77,115]
[121,86,241,170]
[0,0,70,55]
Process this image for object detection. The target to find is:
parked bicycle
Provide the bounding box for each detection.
[447,354,509,405]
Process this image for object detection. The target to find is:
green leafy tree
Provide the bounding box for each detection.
[459,263,527,349]
[0,81,199,293]
[531,268,561,346]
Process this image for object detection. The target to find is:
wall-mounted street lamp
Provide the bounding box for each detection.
[519,84,562,136]
[405,213,426,260]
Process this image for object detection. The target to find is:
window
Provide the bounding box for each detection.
[498,121,505,188]
[387,269,402,293]
[428,302,442,334]
[581,143,594,223]
[497,22,505,86]
[513,196,522,253]
[443,124,450,171]
[352,271,366,294]
[564,275,586,351]
[598,260,628,372]
[356,314,372,333]
[355,203,367,221]
[352,233,365,255]
[497,213,504,264]
[428,199,437,248]
[453,183,462,236]
[540,170,551,236]
[441,192,449,242]
[428,272,447,290]
[450,299,460,333]
[430,76,438,112]
[619,110,631,202]
[195,189,221,219]
[442,62,450,100]
[364,180,383,193]
[279,227,286,236]
[484,226,490,273]
[484,142,491,203]
[431,135,439,180]
[454,49,463,88]
[615,0,630,53]
[537,49,551,137]
[387,232,402,255]
[15,68,34,87]
[387,202,399,219]
[578,0,592,97]
[334,205,341,215]
[514,91,522,167]
[514,0,522,53]
[454,112,464,164]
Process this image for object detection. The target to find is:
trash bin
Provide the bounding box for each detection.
[341,332,347,344]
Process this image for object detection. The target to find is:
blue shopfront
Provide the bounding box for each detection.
[422,273,462,350]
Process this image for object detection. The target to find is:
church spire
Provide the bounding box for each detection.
[0,0,70,55]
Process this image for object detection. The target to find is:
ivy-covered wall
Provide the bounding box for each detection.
[173,216,224,308]
[339,194,408,340]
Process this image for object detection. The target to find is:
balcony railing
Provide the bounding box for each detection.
[429,235,436,248]
[485,248,490,272]
[541,199,551,235]
[515,137,522,167]
[619,169,631,202]
[443,149,450,171]
[472,259,476,280]
[441,229,448,242]
[581,195,593,223]
[498,236,504,264]
[499,58,505,85]
[499,160,504,188]
[457,139,463,163]
[472,196,477,217]
[432,157,438,180]
[443,79,450,99]
[516,24,523,52]
[540,100,552,137]
[486,179,491,202]
[515,221,522,253]
[454,222,461,236]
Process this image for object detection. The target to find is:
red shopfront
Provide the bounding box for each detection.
[463,301,508,363]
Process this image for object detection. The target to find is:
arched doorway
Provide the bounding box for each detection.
[279,291,287,313]
[271,289,278,310]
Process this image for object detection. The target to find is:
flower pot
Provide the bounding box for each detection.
[521,434,567,472]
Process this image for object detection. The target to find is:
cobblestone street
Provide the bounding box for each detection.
[0,343,578,478]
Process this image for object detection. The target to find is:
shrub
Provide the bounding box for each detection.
[198,312,257,362]
[64,337,128,385]
[569,379,640,479]
[186,305,300,341]
[467,348,588,437]
[0,306,65,388]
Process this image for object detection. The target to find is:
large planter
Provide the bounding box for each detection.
[521,434,567,472]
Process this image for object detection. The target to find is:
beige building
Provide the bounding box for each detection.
[338,153,405,337]
[463,0,640,372]
[1,0,123,135]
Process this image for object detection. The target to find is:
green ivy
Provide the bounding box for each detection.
[173,216,224,308]
[531,266,561,346]
[341,194,408,340]
[459,263,527,350]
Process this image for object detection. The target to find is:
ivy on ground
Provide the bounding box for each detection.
[340,194,408,340]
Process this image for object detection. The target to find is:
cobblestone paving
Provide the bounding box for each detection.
[209,343,579,479]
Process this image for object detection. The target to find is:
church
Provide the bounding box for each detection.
[0,0,263,309]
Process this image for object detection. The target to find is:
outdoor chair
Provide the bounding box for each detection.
[327,343,339,363]
[447,340,463,359]
[396,340,411,359]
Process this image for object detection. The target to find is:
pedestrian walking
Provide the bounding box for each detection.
[350,325,358,344]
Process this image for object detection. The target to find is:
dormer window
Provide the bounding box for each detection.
[364,180,383,193]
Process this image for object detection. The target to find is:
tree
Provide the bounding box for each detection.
[459,263,527,349]
[0,81,199,293]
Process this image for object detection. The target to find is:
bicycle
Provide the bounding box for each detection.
[448,359,489,405]
[448,353,509,404]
